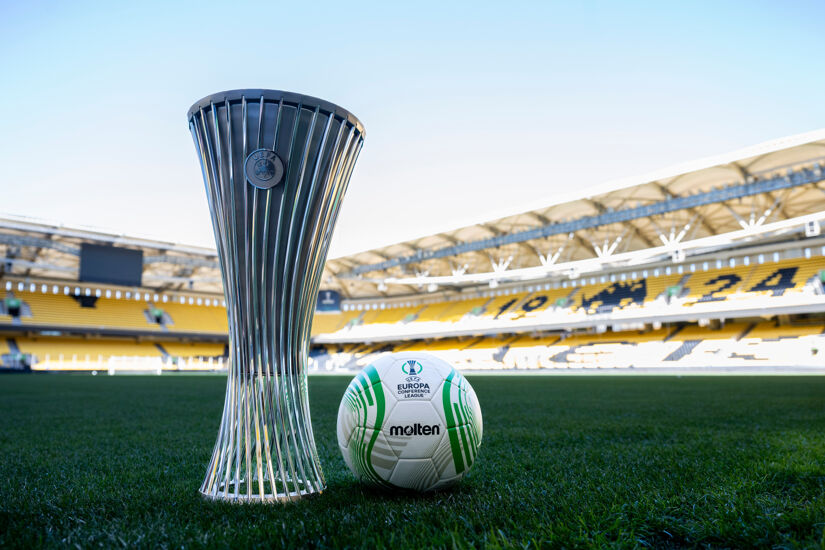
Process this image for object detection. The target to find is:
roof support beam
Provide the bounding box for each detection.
[144,255,218,269]
[345,164,824,276]
[0,233,79,256]
[652,182,719,235]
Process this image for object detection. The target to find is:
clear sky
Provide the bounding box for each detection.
[1,1,824,258]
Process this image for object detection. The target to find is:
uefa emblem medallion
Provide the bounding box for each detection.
[244,148,284,189]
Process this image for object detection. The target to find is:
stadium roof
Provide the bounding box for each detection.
[2,129,825,299]
[0,215,222,294]
[326,128,825,298]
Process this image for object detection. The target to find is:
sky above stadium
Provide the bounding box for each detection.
[1,1,824,258]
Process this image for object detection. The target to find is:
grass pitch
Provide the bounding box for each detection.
[0,374,824,548]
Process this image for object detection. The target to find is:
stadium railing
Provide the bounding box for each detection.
[30,355,227,373]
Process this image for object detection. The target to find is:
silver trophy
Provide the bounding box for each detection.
[188,89,364,502]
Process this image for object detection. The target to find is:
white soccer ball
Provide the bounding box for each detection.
[336,352,483,491]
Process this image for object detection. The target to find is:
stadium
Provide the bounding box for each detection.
[4,4,825,548]
[4,130,825,375]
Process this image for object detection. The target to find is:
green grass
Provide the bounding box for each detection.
[1,374,824,548]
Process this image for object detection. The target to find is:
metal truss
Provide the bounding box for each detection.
[346,164,824,276]
[0,233,80,256]
[144,255,218,269]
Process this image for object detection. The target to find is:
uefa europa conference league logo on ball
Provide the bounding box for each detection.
[244,148,284,189]
[398,359,430,399]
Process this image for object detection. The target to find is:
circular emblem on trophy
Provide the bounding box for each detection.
[244,149,284,189]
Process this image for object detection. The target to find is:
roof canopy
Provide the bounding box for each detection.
[326,129,825,298]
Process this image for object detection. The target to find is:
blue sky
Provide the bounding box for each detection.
[1,1,823,257]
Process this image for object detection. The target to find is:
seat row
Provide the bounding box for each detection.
[313,321,825,371]
[1,256,823,337]
[318,257,825,338]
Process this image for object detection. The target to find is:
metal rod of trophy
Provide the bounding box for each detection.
[187,90,365,502]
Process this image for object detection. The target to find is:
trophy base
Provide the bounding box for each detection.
[199,478,325,503]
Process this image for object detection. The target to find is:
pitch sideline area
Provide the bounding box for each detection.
[0,374,823,548]
[455,366,825,375]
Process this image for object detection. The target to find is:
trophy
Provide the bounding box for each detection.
[188,89,364,502]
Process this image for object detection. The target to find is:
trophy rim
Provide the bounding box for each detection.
[187,88,365,136]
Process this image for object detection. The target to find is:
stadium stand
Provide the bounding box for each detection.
[14,291,160,330]
[3,251,825,373]
[309,254,825,344]
[315,319,825,372]
[3,130,825,372]
[5,255,823,339]
[5,251,825,372]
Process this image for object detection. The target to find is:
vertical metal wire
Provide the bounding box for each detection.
[189,90,364,502]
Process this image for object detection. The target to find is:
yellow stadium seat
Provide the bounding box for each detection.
[682,266,749,304]
[161,341,226,357]
[161,301,228,333]
[746,322,824,340]
[643,274,684,304]
[310,312,350,335]
[414,302,461,322]
[437,298,488,322]
[669,322,750,341]
[18,336,162,361]
[368,307,418,324]
[13,290,160,331]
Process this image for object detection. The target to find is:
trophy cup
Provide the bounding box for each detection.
[188,89,364,502]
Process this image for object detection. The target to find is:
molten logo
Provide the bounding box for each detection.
[389,423,440,436]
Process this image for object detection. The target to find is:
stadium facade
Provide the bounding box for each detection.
[3,129,825,373]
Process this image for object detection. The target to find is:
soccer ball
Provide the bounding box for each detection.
[336,352,482,491]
